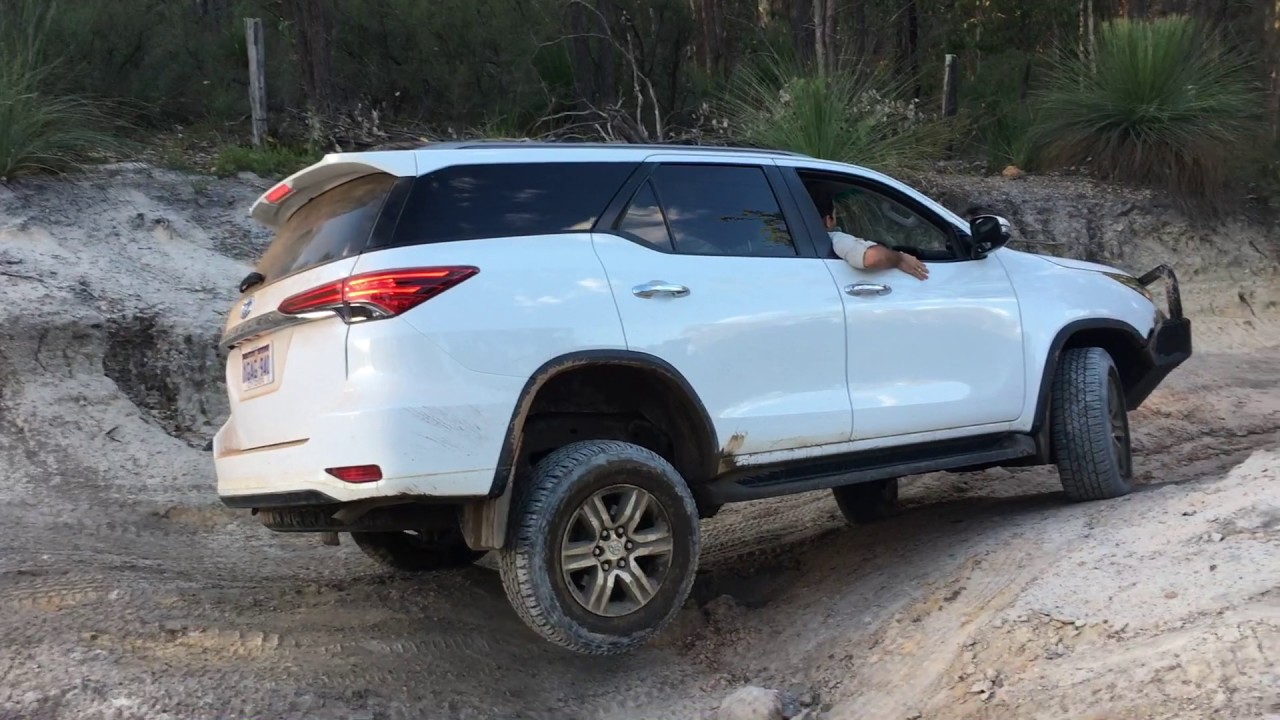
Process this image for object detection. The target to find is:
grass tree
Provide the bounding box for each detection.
[1034,16,1264,207]
[0,0,124,178]
[717,52,953,173]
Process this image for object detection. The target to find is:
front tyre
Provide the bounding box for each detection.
[1051,347,1134,501]
[498,440,700,655]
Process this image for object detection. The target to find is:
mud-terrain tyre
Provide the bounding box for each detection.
[498,440,700,655]
[351,529,486,572]
[1050,346,1134,501]
[832,478,899,525]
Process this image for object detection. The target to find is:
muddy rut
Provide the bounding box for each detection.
[0,166,1277,720]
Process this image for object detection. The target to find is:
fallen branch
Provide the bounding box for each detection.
[0,270,46,283]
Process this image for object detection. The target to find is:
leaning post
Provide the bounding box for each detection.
[942,53,959,118]
[245,17,268,148]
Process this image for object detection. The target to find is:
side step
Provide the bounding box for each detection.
[704,433,1038,504]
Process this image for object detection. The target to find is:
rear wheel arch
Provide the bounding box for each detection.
[486,351,716,497]
[463,351,718,552]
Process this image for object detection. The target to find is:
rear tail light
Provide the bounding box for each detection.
[279,266,478,321]
[325,465,383,483]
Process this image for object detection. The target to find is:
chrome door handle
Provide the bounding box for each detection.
[632,281,690,298]
[845,283,892,297]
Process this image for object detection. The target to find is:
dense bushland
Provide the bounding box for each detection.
[1,0,1277,207]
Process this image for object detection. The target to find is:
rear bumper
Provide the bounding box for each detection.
[1127,265,1192,409]
[214,314,528,509]
[213,405,502,507]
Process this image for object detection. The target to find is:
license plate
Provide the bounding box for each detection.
[241,343,274,390]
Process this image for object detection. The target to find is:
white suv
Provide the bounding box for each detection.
[213,142,1191,654]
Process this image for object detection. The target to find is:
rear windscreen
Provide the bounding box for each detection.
[384,162,638,247]
[255,173,397,283]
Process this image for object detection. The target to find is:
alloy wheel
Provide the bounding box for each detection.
[559,484,674,618]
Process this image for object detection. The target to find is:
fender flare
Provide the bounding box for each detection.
[487,349,719,497]
[1029,318,1148,434]
[462,350,718,551]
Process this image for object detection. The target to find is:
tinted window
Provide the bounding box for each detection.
[616,181,674,251]
[388,162,637,246]
[651,165,796,257]
[836,186,950,255]
[256,173,395,283]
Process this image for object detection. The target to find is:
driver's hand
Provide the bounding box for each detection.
[897,252,930,280]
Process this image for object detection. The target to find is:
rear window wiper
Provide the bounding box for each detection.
[239,272,265,294]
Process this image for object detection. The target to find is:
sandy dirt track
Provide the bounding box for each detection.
[0,165,1277,720]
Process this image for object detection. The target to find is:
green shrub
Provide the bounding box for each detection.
[718,53,954,172]
[983,106,1042,171]
[1033,16,1264,206]
[212,145,319,179]
[0,0,125,178]
[955,50,1045,172]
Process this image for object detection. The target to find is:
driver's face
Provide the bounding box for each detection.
[824,211,838,230]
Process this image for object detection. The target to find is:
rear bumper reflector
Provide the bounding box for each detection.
[325,465,383,483]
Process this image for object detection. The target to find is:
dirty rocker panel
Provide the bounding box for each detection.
[703,432,1038,504]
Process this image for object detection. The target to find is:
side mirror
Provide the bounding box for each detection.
[968,214,1012,257]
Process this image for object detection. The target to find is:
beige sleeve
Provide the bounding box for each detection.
[831,232,878,270]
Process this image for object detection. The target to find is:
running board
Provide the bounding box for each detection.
[704,433,1038,504]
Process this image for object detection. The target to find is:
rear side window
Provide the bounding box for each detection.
[386,162,637,247]
[616,181,674,252]
[255,173,396,283]
[650,164,797,257]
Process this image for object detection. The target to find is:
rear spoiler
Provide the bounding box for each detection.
[250,151,420,230]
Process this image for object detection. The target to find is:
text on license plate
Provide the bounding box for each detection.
[241,343,274,390]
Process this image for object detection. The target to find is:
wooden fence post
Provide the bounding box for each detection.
[245,18,268,147]
[942,53,959,118]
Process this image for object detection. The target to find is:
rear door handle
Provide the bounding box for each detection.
[845,283,892,297]
[633,281,690,299]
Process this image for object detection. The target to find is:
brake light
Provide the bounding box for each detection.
[278,266,479,320]
[325,465,383,483]
[264,182,293,204]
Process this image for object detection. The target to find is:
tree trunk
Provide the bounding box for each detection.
[282,0,337,116]
[852,0,868,62]
[569,1,596,109]
[897,0,920,97]
[711,0,726,75]
[1087,0,1097,69]
[1128,0,1148,18]
[791,0,814,66]
[1078,0,1087,61]
[699,0,724,75]
[194,0,230,31]
[1269,0,1280,142]
[595,0,616,107]
[823,0,836,70]
[813,0,825,74]
[1019,56,1033,101]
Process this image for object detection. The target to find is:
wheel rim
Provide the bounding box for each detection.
[559,484,674,618]
[1107,375,1132,478]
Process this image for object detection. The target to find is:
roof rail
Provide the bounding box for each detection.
[407,140,811,158]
